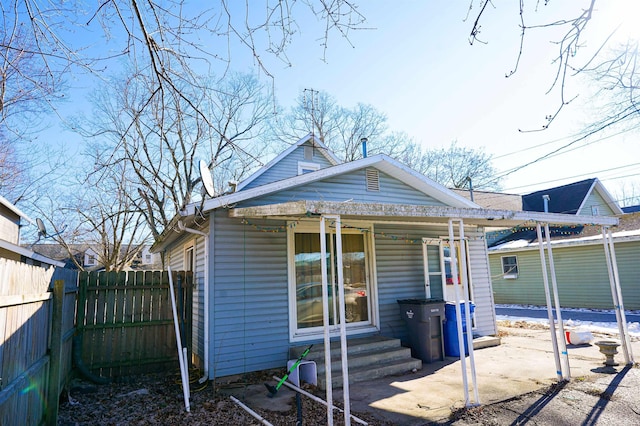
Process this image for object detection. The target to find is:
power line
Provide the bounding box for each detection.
[488,115,638,185]
[502,162,640,192]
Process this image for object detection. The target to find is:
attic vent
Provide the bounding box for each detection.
[365,168,380,191]
[304,145,314,160]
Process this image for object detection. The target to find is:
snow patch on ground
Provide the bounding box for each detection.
[495,304,640,338]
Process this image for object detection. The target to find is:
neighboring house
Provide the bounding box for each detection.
[622,205,640,213]
[30,243,162,271]
[487,178,623,247]
[489,212,640,310]
[522,178,622,216]
[487,178,635,309]
[0,195,63,267]
[151,134,619,382]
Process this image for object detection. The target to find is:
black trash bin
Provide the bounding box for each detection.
[443,301,475,357]
[397,299,445,363]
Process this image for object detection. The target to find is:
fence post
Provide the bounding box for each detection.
[46,280,65,425]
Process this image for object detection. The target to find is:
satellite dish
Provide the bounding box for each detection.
[36,218,48,237]
[199,159,215,198]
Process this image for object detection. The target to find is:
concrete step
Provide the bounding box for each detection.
[473,335,501,350]
[289,335,422,390]
[290,335,402,360]
[318,357,423,390]
[315,346,415,374]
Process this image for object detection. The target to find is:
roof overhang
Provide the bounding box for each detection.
[0,239,65,267]
[182,154,479,218]
[228,200,620,228]
[150,212,210,253]
[0,194,34,224]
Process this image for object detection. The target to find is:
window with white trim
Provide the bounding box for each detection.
[298,161,320,175]
[501,255,518,279]
[185,245,195,272]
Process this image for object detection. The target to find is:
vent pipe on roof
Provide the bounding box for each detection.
[543,194,550,213]
[360,137,368,158]
[466,176,474,202]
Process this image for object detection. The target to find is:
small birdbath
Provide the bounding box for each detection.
[595,340,620,366]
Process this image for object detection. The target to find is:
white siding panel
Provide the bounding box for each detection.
[165,231,208,367]
[241,169,447,208]
[467,233,497,336]
[210,212,289,378]
[243,143,335,190]
[375,224,450,346]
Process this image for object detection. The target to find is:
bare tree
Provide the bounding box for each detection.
[467,0,599,132]
[34,162,149,272]
[0,131,26,196]
[410,141,501,191]
[0,14,63,130]
[2,1,366,131]
[78,71,272,240]
[271,90,414,162]
[582,41,640,134]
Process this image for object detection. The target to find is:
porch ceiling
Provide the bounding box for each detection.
[228,200,619,228]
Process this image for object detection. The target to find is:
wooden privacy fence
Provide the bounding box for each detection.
[0,260,77,426]
[76,270,192,379]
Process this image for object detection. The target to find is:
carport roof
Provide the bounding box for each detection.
[228,200,619,228]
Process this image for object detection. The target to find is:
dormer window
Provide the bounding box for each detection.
[298,161,320,175]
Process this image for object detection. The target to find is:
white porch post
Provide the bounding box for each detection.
[321,215,351,426]
[319,217,334,426]
[535,223,564,381]
[333,215,352,426]
[543,223,570,381]
[448,218,479,407]
[601,226,634,364]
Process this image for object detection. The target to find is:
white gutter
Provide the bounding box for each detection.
[178,220,210,383]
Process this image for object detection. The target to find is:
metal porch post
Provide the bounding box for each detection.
[319,217,334,426]
[601,226,634,364]
[448,218,479,407]
[543,223,570,381]
[535,223,564,381]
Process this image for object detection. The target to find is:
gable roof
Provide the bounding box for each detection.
[182,153,480,216]
[522,178,623,215]
[236,134,341,192]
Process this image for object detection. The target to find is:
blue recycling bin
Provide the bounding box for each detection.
[443,302,475,357]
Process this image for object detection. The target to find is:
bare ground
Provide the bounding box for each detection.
[58,323,639,425]
[57,368,395,426]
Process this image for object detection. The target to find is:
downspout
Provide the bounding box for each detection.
[178,220,210,383]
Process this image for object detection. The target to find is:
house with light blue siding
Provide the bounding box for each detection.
[151,134,621,383]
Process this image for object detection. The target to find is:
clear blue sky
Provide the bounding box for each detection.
[254,0,640,200]
[45,1,640,203]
